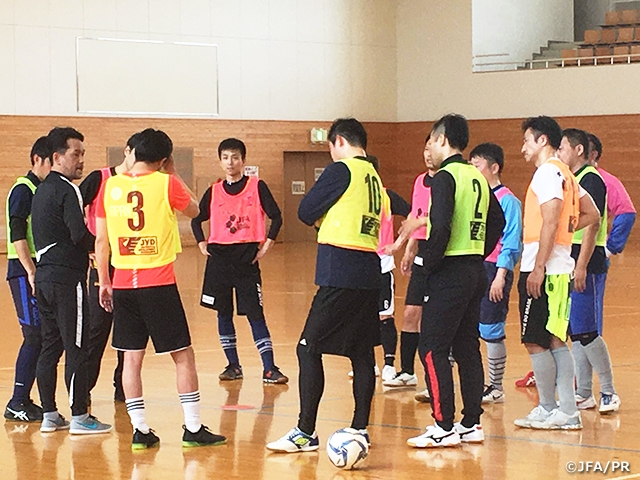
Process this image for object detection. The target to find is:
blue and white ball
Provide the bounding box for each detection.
[326,429,369,470]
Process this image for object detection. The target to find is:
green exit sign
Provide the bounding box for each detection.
[310,128,328,144]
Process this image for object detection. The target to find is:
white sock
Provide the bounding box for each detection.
[126,397,150,434]
[179,391,202,433]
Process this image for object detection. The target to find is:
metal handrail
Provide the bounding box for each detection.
[473,53,640,71]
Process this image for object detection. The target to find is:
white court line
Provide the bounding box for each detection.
[606,474,640,480]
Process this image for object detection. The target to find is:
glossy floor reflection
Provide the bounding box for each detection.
[1,243,639,479]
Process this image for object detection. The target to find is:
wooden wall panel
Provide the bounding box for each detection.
[1,114,638,251]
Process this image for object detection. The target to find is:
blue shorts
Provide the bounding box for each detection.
[479,262,513,342]
[8,276,40,327]
[569,273,606,336]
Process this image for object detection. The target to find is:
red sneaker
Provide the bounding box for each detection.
[515,371,536,388]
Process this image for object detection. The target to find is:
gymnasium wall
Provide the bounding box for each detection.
[0,115,398,248]
[0,0,397,122]
[397,0,640,121]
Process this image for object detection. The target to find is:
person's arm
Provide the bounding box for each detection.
[191,188,212,256]
[400,237,419,276]
[95,216,113,312]
[253,181,283,264]
[79,170,103,207]
[8,186,37,292]
[420,170,456,275]
[576,191,600,232]
[488,195,517,303]
[62,186,93,248]
[484,190,506,259]
[388,189,411,217]
[607,212,636,255]
[298,162,350,226]
[163,157,199,218]
[526,198,562,299]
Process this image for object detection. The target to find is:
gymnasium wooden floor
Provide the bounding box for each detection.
[0,243,639,480]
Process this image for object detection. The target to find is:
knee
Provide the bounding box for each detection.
[402,307,420,332]
[479,323,505,343]
[570,331,598,346]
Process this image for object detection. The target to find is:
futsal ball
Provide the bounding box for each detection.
[326,429,369,470]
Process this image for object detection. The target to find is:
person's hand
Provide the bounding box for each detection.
[489,275,505,303]
[99,283,114,313]
[573,266,587,293]
[526,266,545,299]
[398,217,425,239]
[383,238,402,256]
[252,239,274,264]
[401,251,415,276]
[198,241,210,256]
[27,270,36,296]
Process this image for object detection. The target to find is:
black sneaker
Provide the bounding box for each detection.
[4,400,43,423]
[182,425,226,447]
[263,366,289,384]
[218,365,243,381]
[132,429,160,450]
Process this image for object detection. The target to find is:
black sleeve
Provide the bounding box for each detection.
[388,189,411,217]
[191,187,212,244]
[79,170,104,206]
[580,173,607,216]
[298,162,350,226]
[483,190,506,258]
[421,170,456,274]
[258,180,282,240]
[8,185,33,243]
[62,187,92,247]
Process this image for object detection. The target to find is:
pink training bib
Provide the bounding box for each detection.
[410,173,432,240]
[208,176,267,244]
[86,167,112,236]
[377,188,394,256]
[485,185,513,263]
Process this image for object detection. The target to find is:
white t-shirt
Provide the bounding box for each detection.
[521,160,587,274]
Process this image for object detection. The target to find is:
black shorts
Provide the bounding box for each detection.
[518,272,551,349]
[200,259,264,318]
[112,284,191,354]
[405,262,426,306]
[379,271,395,315]
[299,286,380,356]
[479,262,514,342]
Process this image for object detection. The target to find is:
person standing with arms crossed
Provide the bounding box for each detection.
[557,129,620,414]
[267,118,382,452]
[3,136,51,422]
[514,117,599,431]
[32,127,111,434]
[404,114,505,448]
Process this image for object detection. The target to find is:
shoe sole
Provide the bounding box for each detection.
[69,427,113,435]
[5,416,42,423]
[460,438,484,444]
[407,440,462,448]
[263,378,289,384]
[415,397,430,403]
[219,377,243,381]
[40,426,70,433]
[266,445,319,453]
[599,406,620,414]
[383,382,418,388]
[182,439,227,448]
[482,396,505,404]
[132,441,160,451]
[530,422,583,430]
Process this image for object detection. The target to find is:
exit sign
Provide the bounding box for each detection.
[310,127,328,144]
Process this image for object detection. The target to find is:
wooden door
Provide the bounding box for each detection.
[283,152,331,242]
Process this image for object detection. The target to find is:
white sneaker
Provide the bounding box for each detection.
[347,366,381,378]
[454,423,484,443]
[530,409,583,430]
[481,385,505,404]
[414,388,431,403]
[599,393,621,414]
[266,427,319,453]
[575,394,596,410]
[383,372,418,387]
[381,365,396,382]
[514,405,553,428]
[407,424,461,448]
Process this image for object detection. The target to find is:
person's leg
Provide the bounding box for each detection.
[7,276,42,411]
[86,267,114,394]
[35,283,64,415]
[550,337,577,416]
[296,342,325,435]
[454,264,486,428]
[571,340,593,399]
[123,350,150,433]
[378,271,397,369]
[349,347,376,430]
[247,314,275,372]
[114,350,125,401]
[171,347,203,433]
[398,265,424,376]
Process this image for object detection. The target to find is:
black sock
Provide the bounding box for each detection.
[380,318,397,367]
[400,332,419,375]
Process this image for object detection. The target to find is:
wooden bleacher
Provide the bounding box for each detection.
[560,9,640,67]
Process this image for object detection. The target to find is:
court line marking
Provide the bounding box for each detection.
[606,474,640,480]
